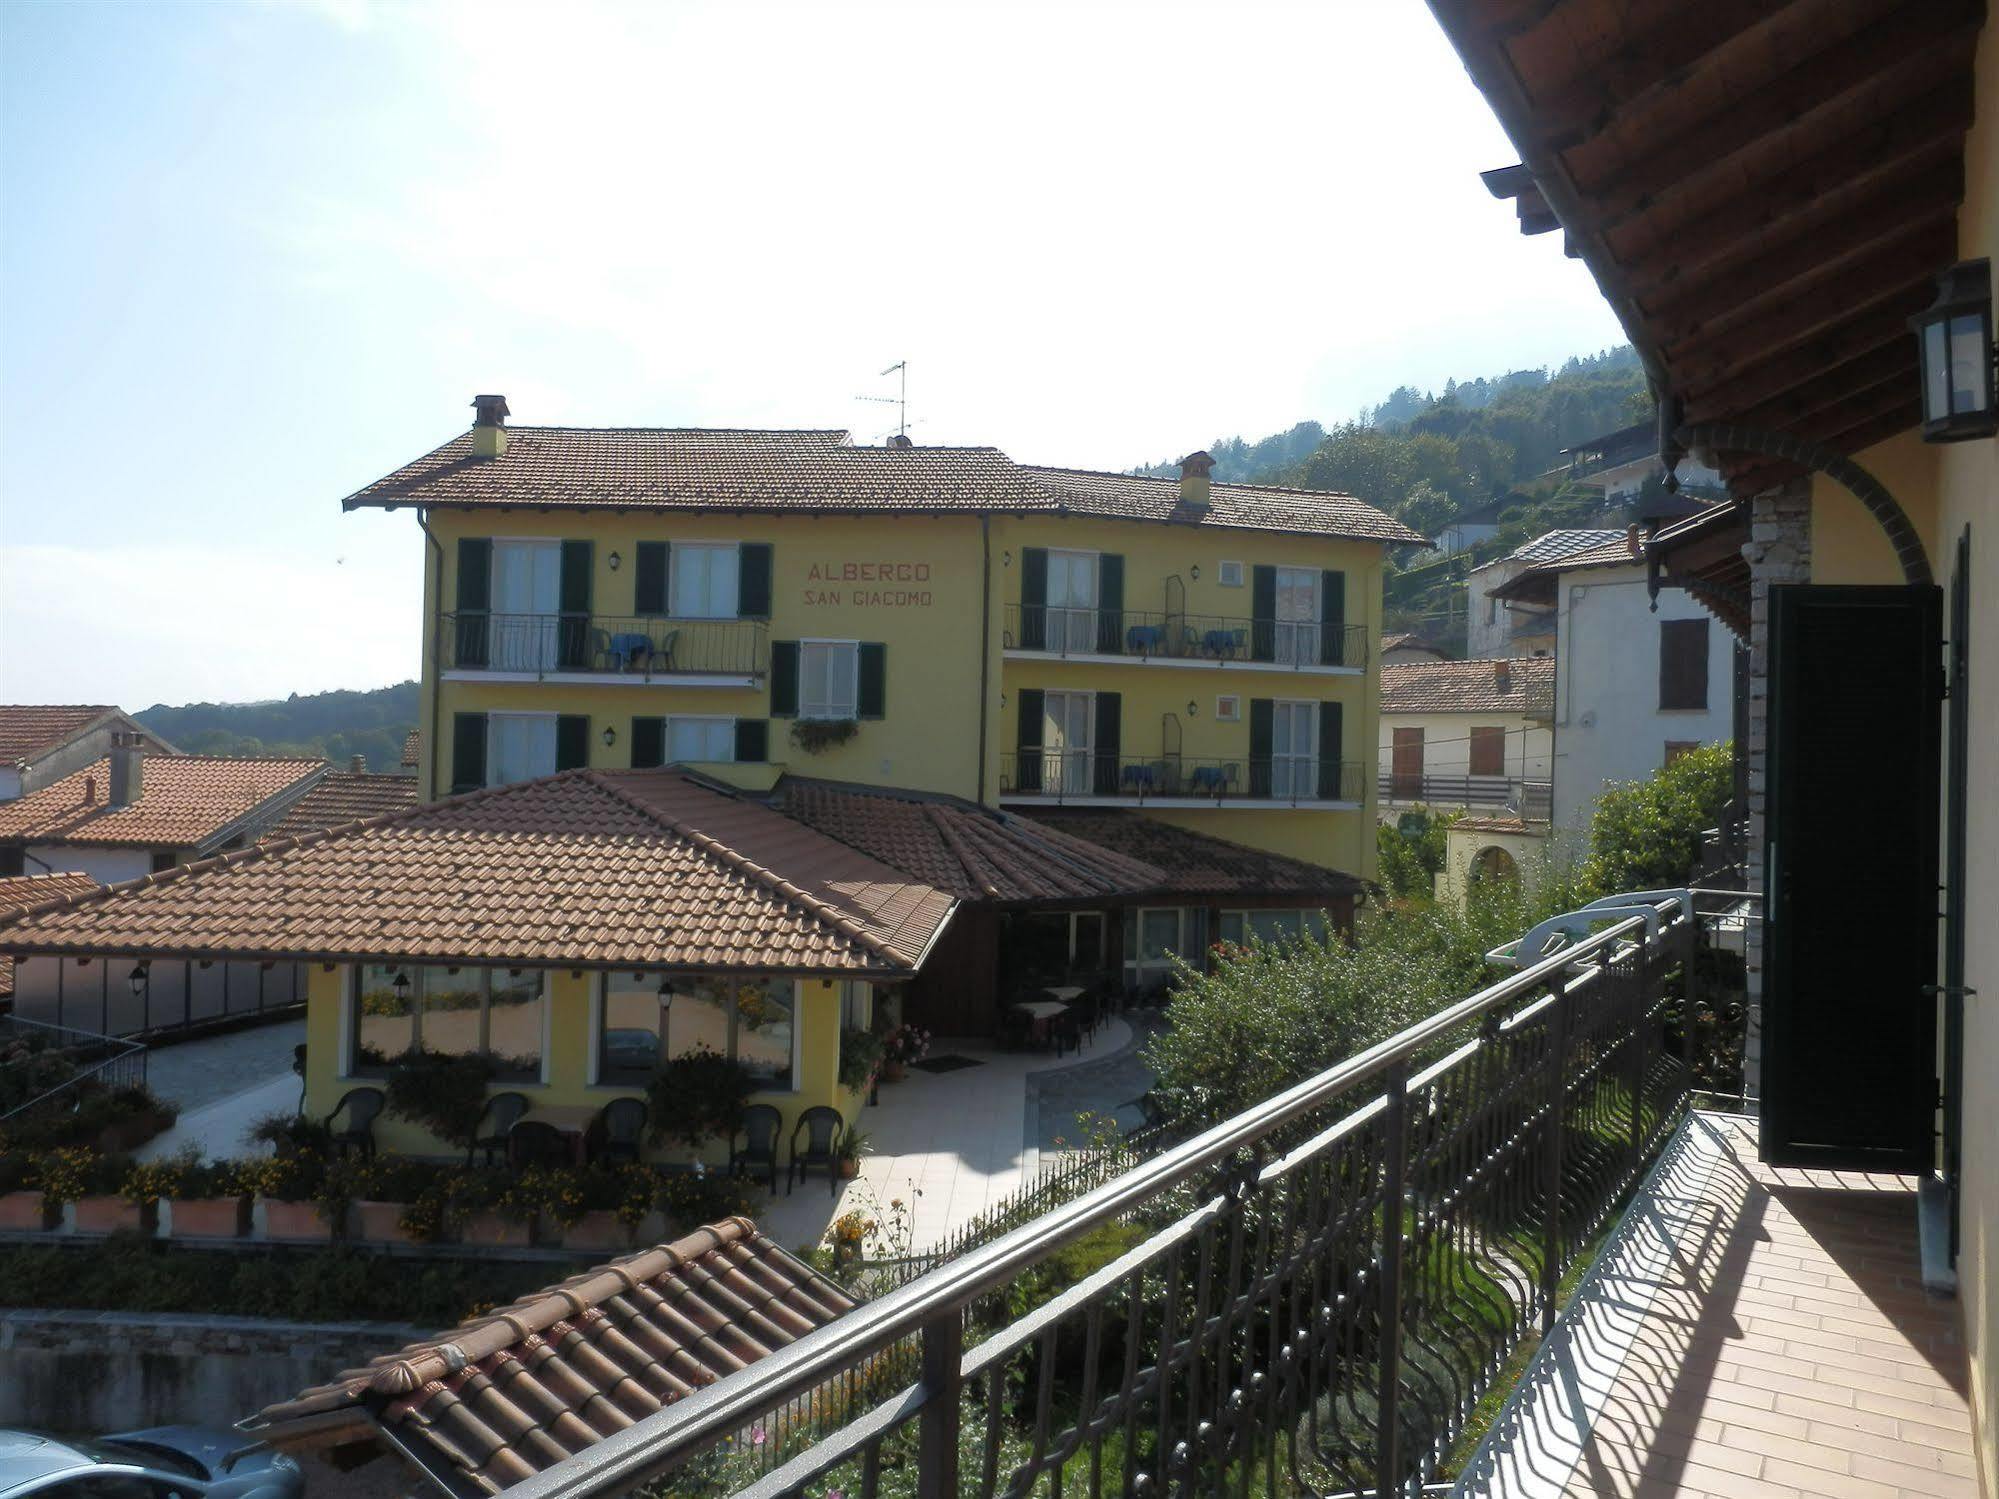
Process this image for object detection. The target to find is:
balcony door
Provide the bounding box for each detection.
[1274,567,1320,665]
[1047,550,1098,654]
[1271,701,1317,798]
[491,540,561,671]
[1040,690,1094,795]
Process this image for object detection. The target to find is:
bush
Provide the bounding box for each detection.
[1580,743,1732,895]
[838,1026,884,1092]
[656,1169,761,1233]
[646,1048,755,1147]
[384,1051,497,1148]
[1375,807,1459,901]
[245,1110,332,1158]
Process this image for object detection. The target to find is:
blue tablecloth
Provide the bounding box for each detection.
[1188,766,1233,792]
[1126,624,1166,653]
[1121,764,1156,790]
[609,632,652,668]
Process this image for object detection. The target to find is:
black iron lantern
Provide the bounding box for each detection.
[656,975,674,1018]
[128,963,148,999]
[1911,258,1996,442]
[391,969,412,1004]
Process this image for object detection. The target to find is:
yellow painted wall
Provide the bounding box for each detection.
[1437,823,1548,909]
[1808,428,1939,585]
[301,964,861,1167]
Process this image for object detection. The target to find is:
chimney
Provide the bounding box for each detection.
[1493,659,1512,694]
[108,732,144,808]
[350,754,367,773]
[886,433,913,450]
[1625,522,1643,557]
[470,394,510,460]
[1178,450,1215,510]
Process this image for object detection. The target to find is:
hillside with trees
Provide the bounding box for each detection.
[136,682,418,772]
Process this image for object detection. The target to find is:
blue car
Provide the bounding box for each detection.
[0,1428,303,1499]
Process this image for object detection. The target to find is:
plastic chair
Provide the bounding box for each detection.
[509,1119,570,1170]
[654,628,680,671]
[732,1103,782,1193]
[325,1087,384,1160]
[790,1106,845,1197]
[1050,1009,1085,1058]
[592,1097,647,1164]
[468,1091,529,1167]
[999,1007,1035,1052]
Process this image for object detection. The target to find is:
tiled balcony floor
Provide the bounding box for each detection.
[1461,1112,1977,1499]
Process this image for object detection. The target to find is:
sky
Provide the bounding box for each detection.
[0,0,1625,710]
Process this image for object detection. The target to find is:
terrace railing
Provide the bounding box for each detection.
[507,893,1699,1499]
[0,1014,148,1125]
[1002,752,1365,804]
[1380,774,1554,821]
[437,612,768,678]
[1005,604,1368,671]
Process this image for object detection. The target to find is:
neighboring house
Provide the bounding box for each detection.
[0,705,169,801]
[1378,632,1450,663]
[247,1219,852,1496]
[1464,529,1622,658]
[397,728,420,776]
[255,762,420,843]
[1430,496,1505,556]
[0,872,97,1013]
[1376,657,1554,817]
[1560,419,1726,509]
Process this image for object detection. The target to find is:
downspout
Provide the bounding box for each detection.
[418,507,444,802]
[977,514,993,805]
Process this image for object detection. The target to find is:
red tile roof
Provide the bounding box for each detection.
[0,769,954,975]
[1017,811,1363,899]
[0,706,119,765]
[0,874,98,999]
[0,755,326,850]
[401,729,421,768]
[248,1219,853,1497]
[1024,466,1426,545]
[255,772,421,844]
[1379,658,1556,719]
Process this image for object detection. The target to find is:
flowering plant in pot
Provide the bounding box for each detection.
[350,1156,444,1244]
[0,1147,51,1231]
[66,1148,144,1235]
[837,1128,869,1180]
[879,1025,931,1081]
[563,1162,661,1251]
[837,1026,884,1094]
[244,1150,334,1240]
[455,1168,531,1247]
[161,1151,250,1239]
[646,1046,755,1148]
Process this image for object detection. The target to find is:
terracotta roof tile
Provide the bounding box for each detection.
[1379,658,1555,719]
[0,706,119,764]
[0,755,326,850]
[0,769,954,974]
[257,772,421,843]
[1017,811,1363,899]
[0,874,98,999]
[247,1219,853,1497]
[1454,815,1535,834]
[401,729,421,768]
[1022,465,1427,544]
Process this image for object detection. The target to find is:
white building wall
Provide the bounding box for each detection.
[1376,712,1554,782]
[1466,559,1555,659]
[1550,561,1736,832]
[23,845,153,884]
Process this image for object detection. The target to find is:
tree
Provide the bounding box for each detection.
[1375,807,1459,900]
[1580,743,1733,895]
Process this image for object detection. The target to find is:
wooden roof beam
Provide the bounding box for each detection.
[1726,399,1923,492]
[1685,305,1921,422]
[1433,0,1571,48]
[1732,342,1921,433]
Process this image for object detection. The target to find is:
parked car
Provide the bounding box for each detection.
[0,1428,302,1499]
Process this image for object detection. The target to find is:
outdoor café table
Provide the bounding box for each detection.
[1120,763,1157,792]
[1201,628,1242,658]
[1187,765,1234,794]
[1045,986,1086,1003]
[1011,999,1069,1045]
[1125,623,1167,654]
[516,1102,599,1166]
[608,631,652,671]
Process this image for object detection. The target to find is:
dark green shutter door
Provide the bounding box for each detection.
[1316,701,1344,800]
[1321,570,1347,666]
[1097,554,1125,654]
[1248,698,1273,797]
[1020,547,1048,650]
[451,713,487,793]
[1251,566,1277,662]
[1092,691,1121,795]
[770,642,800,716]
[558,541,593,669]
[738,544,773,619]
[857,643,887,719]
[1015,687,1044,793]
[555,715,590,771]
[634,542,668,615]
[454,539,491,669]
[734,719,768,763]
[631,717,665,769]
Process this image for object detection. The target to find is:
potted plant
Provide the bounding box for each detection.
[164,1153,249,1239]
[788,718,859,755]
[245,1110,332,1159]
[454,1168,530,1247]
[646,1046,756,1149]
[879,1025,931,1083]
[69,1150,144,1235]
[248,1150,333,1241]
[348,1156,439,1244]
[563,1163,659,1252]
[837,1128,869,1180]
[0,1149,49,1231]
[385,1050,497,1153]
[838,1026,884,1095]
[94,1087,178,1154]
[825,1209,872,1271]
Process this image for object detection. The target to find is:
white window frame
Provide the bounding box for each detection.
[799,639,861,720]
[1215,694,1241,722]
[667,714,736,763]
[589,973,803,1093]
[1217,560,1245,588]
[345,965,550,1085]
[669,541,741,619]
[486,711,559,787]
[1272,566,1322,666]
[1041,688,1095,795]
[1271,699,1318,799]
[488,537,563,671]
[1045,548,1100,653]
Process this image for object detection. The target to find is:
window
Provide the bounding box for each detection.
[1659,617,1710,710]
[800,641,860,719]
[1469,725,1507,777]
[488,713,557,786]
[1218,909,1323,947]
[148,850,176,873]
[0,848,22,878]
[594,973,797,1089]
[669,717,736,762]
[671,543,739,618]
[1040,690,1094,794]
[1215,694,1241,722]
[1124,907,1195,989]
[1271,700,1316,798]
[1045,549,1098,653]
[489,539,562,670]
[840,981,874,1030]
[1218,560,1245,588]
[1273,567,1321,665]
[352,965,545,1082]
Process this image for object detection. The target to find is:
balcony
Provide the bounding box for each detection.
[1000,750,1363,807]
[1381,772,1553,820]
[437,612,767,686]
[1004,604,1367,675]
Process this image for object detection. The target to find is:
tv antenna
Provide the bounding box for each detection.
[855,360,909,440]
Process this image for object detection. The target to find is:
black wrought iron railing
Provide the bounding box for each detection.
[1001,752,1365,803]
[437,612,768,677]
[505,895,1699,1499]
[1004,605,1368,670]
[1380,774,1554,821]
[0,1014,149,1124]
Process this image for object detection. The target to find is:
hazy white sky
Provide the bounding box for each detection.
[0,0,1624,710]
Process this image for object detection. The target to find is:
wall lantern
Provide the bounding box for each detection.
[656,975,675,1018]
[1912,258,1997,442]
[391,969,412,1004]
[1186,699,1199,717]
[602,725,618,747]
[608,550,622,571]
[1190,564,1202,581]
[127,963,148,999]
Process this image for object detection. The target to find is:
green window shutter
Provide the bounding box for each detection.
[1316,701,1345,800]
[1092,691,1121,795]
[1097,553,1125,654]
[734,718,768,763]
[634,542,668,616]
[1249,698,1273,797]
[770,641,800,717]
[631,717,665,769]
[857,643,887,719]
[1251,566,1277,661]
[1320,570,1347,666]
[454,539,491,669]
[450,713,487,794]
[555,714,589,772]
[558,541,593,669]
[738,543,773,619]
[1020,547,1048,650]
[1014,687,1044,793]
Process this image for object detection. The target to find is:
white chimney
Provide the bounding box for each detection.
[108,732,144,808]
[1494,659,1512,694]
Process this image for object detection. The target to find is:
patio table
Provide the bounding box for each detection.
[1010,998,1069,1046]
[1125,623,1167,654]
[516,1102,599,1166]
[608,632,653,671]
[1188,765,1235,794]
[1120,764,1157,791]
[1044,986,1086,1003]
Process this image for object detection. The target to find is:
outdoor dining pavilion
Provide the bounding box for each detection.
[0,768,957,1168]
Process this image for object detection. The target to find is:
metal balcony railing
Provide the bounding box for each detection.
[503,893,1704,1499]
[1005,604,1368,669]
[1380,773,1554,821]
[0,1014,148,1124]
[437,612,768,677]
[1001,751,1365,803]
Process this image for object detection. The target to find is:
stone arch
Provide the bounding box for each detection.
[1471,845,1519,884]
[1676,422,1932,587]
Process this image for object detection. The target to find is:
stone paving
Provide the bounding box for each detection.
[1027,1008,1163,1150]
[144,1018,306,1115]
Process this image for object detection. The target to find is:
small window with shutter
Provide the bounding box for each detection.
[1659,618,1711,710]
[1469,726,1506,777]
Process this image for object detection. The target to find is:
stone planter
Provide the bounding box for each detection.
[96,1107,176,1155]
[261,1197,335,1242]
[350,1200,416,1245]
[559,1211,633,1253]
[73,1195,148,1235]
[166,1196,247,1239]
[0,1191,51,1232]
[462,1212,533,1247]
